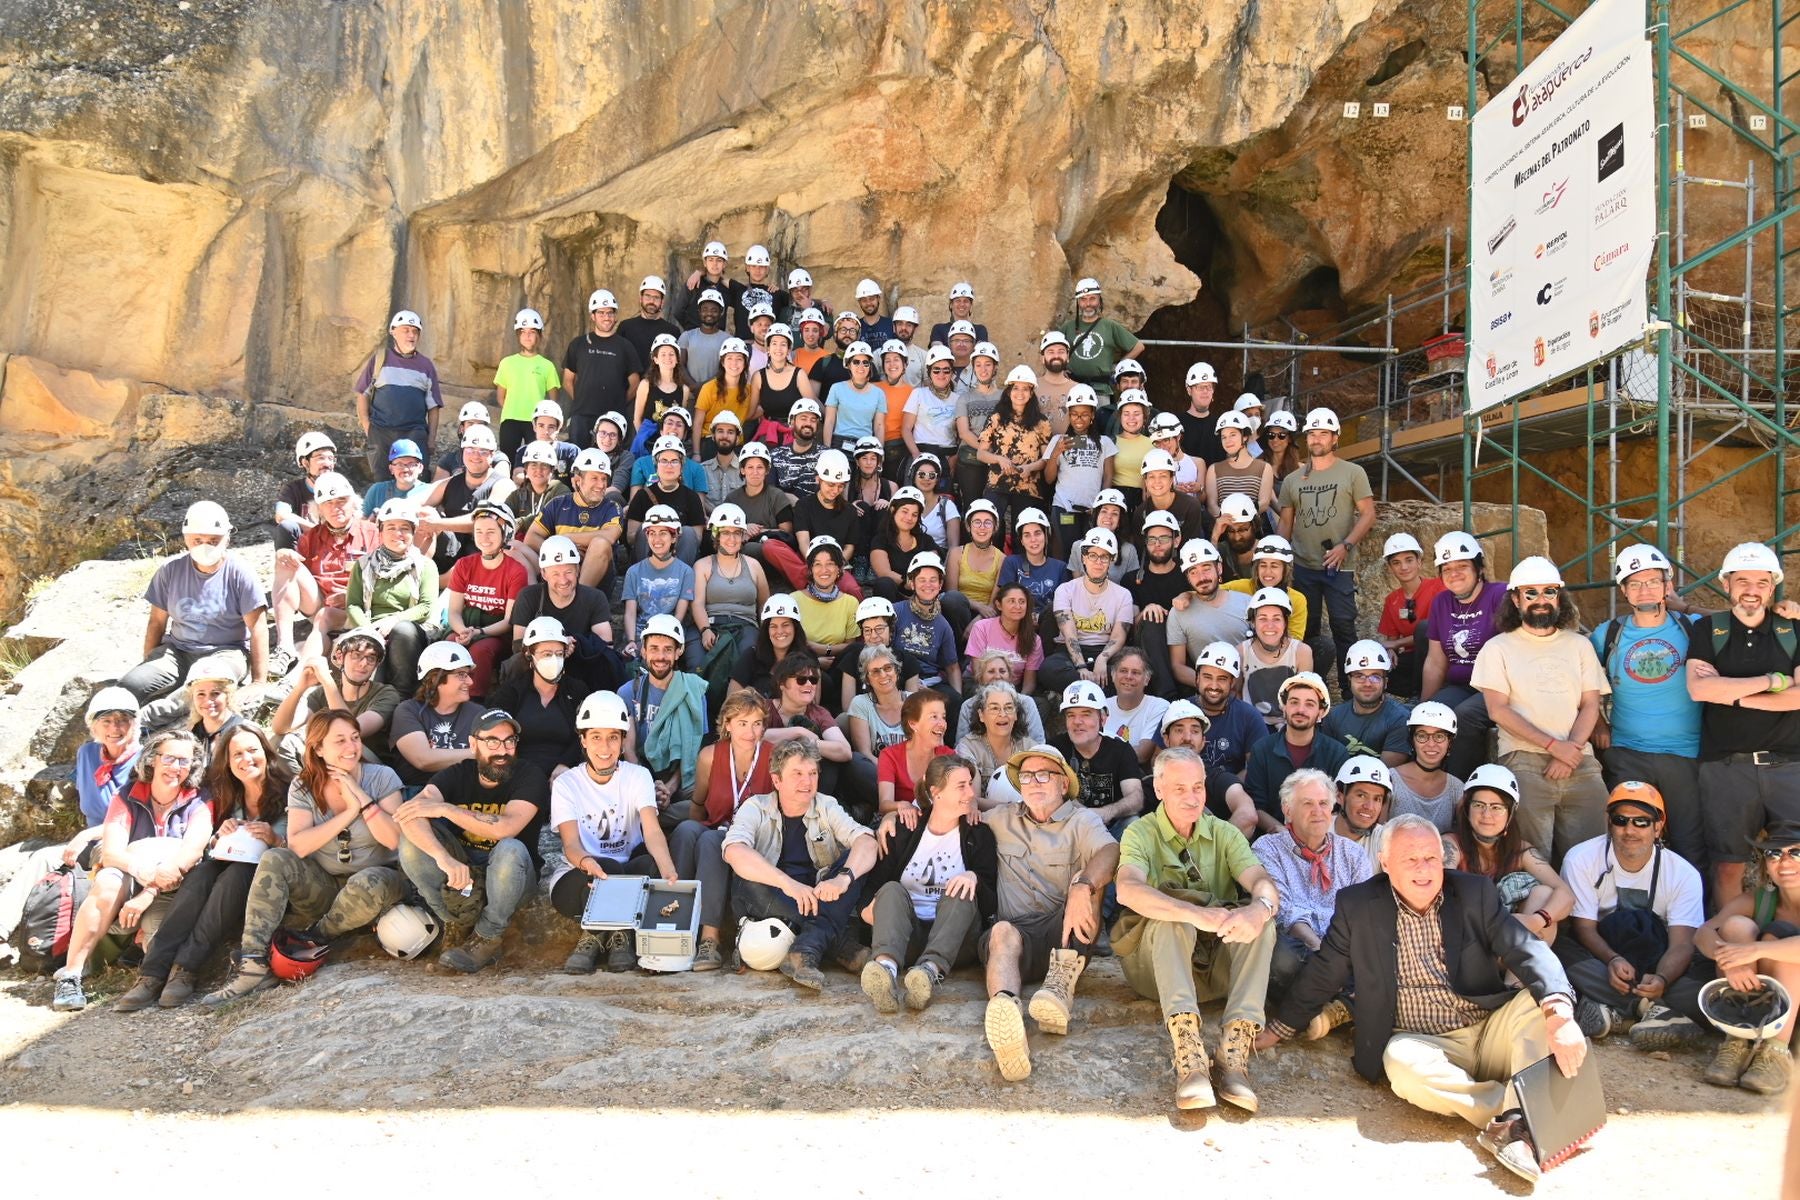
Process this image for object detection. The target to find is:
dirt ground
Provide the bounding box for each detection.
[0,950,1785,1195]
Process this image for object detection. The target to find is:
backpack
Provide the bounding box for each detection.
[1592,610,1793,686]
[19,864,89,969]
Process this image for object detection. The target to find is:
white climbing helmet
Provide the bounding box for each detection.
[1407,700,1459,735]
[737,916,796,971]
[538,535,581,569]
[457,401,492,425]
[1186,361,1218,386]
[1463,762,1521,805]
[1278,670,1331,711]
[1180,539,1222,570]
[182,501,231,536]
[294,431,336,464]
[1721,541,1784,586]
[1060,680,1107,712]
[1302,408,1341,433]
[1612,543,1673,586]
[572,448,613,477]
[855,596,896,624]
[816,449,852,483]
[417,641,475,675]
[1343,639,1393,673]
[709,503,749,532]
[642,613,686,648]
[1336,755,1392,792]
[1194,641,1242,678]
[575,690,631,731]
[1252,535,1295,563]
[1507,556,1564,589]
[376,904,439,960]
[1433,531,1483,567]
[522,616,570,648]
[514,307,544,331]
[761,595,803,623]
[1383,533,1424,559]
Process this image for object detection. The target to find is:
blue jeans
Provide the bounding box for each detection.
[398,832,534,942]
[1293,563,1358,693]
[729,851,864,962]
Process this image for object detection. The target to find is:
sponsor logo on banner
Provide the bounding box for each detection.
[1533,337,1547,366]
[1535,278,1567,305]
[1483,356,1521,388]
[1597,123,1625,181]
[1593,187,1629,227]
[1486,353,1499,379]
[1487,217,1518,254]
[1547,330,1573,358]
[1534,178,1569,214]
[1535,232,1570,258]
[1491,311,1514,330]
[1592,300,1634,336]
[1489,266,1515,295]
[1511,48,1596,127]
[1594,242,1631,271]
[1589,310,1601,337]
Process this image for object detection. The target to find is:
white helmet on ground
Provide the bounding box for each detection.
[576,690,632,731]
[1343,640,1393,673]
[1700,976,1794,1042]
[738,917,796,971]
[417,642,475,675]
[538,535,580,569]
[377,904,439,960]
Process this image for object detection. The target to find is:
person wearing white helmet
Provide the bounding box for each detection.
[1039,385,1113,553]
[954,338,1006,504]
[776,268,822,329]
[1124,446,1208,559]
[120,502,268,729]
[624,437,708,561]
[1035,329,1076,434]
[1106,389,1155,509]
[1584,543,1707,871]
[1320,639,1413,766]
[617,613,710,816]
[1176,360,1225,464]
[745,318,821,447]
[275,431,340,553]
[1206,409,1275,537]
[627,328,694,459]
[269,626,401,773]
[869,338,916,479]
[722,738,879,989]
[1687,541,1800,902]
[998,505,1074,611]
[678,285,730,391]
[1244,672,1351,834]
[625,412,712,498]
[1275,406,1376,697]
[849,277,891,346]
[417,421,519,575]
[620,505,697,659]
[1059,275,1146,401]
[1150,701,1255,835]
[928,281,986,348]
[678,240,734,329]
[975,364,1056,534]
[507,439,574,550]
[693,328,754,452]
[617,274,682,371]
[510,535,619,691]
[868,485,933,602]
[1179,641,1266,776]
[493,307,562,461]
[810,311,864,395]
[771,395,827,498]
[1251,766,1372,1009]
[822,339,889,454]
[723,440,798,567]
[1222,534,1308,639]
[1208,490,1262,581]
[1467,556,1609,867]
[695,409,747,504]
[1041,529,1137,699]
[1374,531,1445,700]
[433,400,511,482]
[561,288,644,450]
[439,501,529,696]
[270,472,370,677]
[516,399,581,480]
[1149,410,1201,498]
[1261,406,1302,478]
[1446,763,1571,952]
[886,304,927,387]
[392,707,549,975]
[1387,701,1464,832]
[522,445,623,591]
[1162,539,1253,696]
[686,501,771,676]
[1420,531,1508,777]
[344,500,439,698]
[1121,512,1189,667]
[1239,587,1315,731]
[731,245,783,340]
[902,348,963,480]
[890,552,964,696]
[943,318,979,374]
[355,308,444,477]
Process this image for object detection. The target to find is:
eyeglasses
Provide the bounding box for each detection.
[1520,587,1562,600]
[342,646,382,661]
[984,703,1017,713]
[928,366,954,375]
[1763,846,1800,862]
[475,734,521,749]
[1146,533,1176,545]
[1468,800,1511,815]
[1609,813,1657,829]
[158,754,193,767]
[1621,577,1664,591]
[1016,768,1062,785]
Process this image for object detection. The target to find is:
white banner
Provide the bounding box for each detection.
[1467,0,1655,413]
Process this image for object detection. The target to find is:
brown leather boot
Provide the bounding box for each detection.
[1167,1011,1215,1110]
[1216,1018,1261,1113]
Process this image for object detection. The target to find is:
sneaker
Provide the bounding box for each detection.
[1027,948,1086,1035]
[779,950,825,991]
[51,968,87,1012]
[1304,997,1353,1041]
[860,957,901,1014]
[985,993,1032,1081]
[603,930,637,973]
[1477,1109,1542,1184]
[1705,1035,1758,1087]
[158,966,197,1009]
[113,974,165,1013]
[903,961,942,1011]
[1167,1011,1215,1110]
[691,936,723,972]
[200,958,273,1007]
[1216,1018,1260,1113]
[439,933,503,975]
[1628,1005,1708,1051]
[1740,1039,1793,1095]
[266,648,299,679]
[1574,997,1614,1039]
[562,932,604,975]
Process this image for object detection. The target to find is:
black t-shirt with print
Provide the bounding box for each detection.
[1050,733,1142,812]
[426,759,549,863]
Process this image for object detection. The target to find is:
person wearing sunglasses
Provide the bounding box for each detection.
[1560,781,1709,1056]
[1470,557,1610,869]
[1693,821,1800,1093]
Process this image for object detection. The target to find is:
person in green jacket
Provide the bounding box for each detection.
[346,499,440,694]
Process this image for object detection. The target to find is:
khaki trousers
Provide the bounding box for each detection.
[1120,916,1274,1028]
[1381,988,1549,1128]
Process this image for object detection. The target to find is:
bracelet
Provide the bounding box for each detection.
[1535,908,1554,930]
[1543,735,1557,751]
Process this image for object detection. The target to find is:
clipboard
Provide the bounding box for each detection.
[1513,1050,1606,1169]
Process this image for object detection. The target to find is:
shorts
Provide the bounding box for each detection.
[1699,757,1800,863]
[979,908,1089,984]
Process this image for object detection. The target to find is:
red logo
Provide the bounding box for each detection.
[1533,337,1547,366]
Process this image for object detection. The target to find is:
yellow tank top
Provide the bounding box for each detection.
[956,544,1002,607]
[1110,433,1153,488]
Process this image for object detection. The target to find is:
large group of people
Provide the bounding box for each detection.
[1,248,1795,1186]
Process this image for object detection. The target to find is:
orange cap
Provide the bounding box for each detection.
[1606,780,1665,818]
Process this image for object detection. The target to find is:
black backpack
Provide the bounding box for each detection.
[19,864,89,970]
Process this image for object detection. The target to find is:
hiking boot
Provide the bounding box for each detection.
[158,966,197,1009]
[266,648,299,679]
[829,927,871,973]
[1574,997,1614,1039]
[691,936,723,972]
[562,932,604,975]
[1740,1039,1793,1095]
[439,933,503,975]
[603,930,637,973]
[1628,1005,1707,1051]
[860,957,900,1014]
[1217,1018,1260,1113]
[1705,1035,1758,1087]
[113,974,165,1013]
[200,957,273,1007]
[985,993,1031,1081]
[50,968,87,1012]
[1305,997,1353,1041]
[903,961,942,1011]
[779,950,825,991]
[1027,948,1086,1035]
[1477,1109,1542,1184]
[1167,1011,1215,1110]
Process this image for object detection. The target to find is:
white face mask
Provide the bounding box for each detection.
[534,654,565,682]
[189,543,225,569]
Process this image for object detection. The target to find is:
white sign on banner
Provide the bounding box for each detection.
[1467,0,1656,413]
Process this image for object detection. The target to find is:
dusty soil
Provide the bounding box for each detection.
[0,949,1783,1195]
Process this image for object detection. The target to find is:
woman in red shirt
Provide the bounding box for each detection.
[877,689,952,818]
[1375,533,1445,701]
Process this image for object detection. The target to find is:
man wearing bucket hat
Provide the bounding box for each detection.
[979,742,1119,1081]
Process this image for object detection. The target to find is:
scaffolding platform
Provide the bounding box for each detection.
[1340,384,1609,471]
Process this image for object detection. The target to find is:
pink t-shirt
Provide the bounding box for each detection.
[963,617,1046,685]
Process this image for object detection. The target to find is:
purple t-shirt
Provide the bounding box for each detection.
[145,554,266,654]
[1428,580,1509,688]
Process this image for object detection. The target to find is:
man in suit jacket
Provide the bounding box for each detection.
[1257,814,1588,1185]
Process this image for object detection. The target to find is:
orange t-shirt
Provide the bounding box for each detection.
[877,382,910,440]
[794,347,831,373]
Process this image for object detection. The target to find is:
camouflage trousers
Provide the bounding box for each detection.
[238,847,403,957]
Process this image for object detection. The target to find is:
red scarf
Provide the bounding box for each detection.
[1289,825,1332,892]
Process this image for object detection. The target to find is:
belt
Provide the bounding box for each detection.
[1722,751,1796,767]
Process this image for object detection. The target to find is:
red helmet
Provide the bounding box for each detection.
[268,928,333,982]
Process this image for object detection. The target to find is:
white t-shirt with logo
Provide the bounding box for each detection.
[900,825,967,921]
[549,760,658,870]
[1105,695,1170,749]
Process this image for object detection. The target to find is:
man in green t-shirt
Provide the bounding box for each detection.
[1277,407,1376,694]
[1058,277,1145,402]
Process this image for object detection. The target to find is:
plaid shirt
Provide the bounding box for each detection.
[1393,889,1490,1035]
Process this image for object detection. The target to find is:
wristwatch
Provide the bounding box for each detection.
[1070,873,1091,891]
[1255,895,1276,914]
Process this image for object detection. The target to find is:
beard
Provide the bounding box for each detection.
[1522,603,1559,630]
[478,755,515,786]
